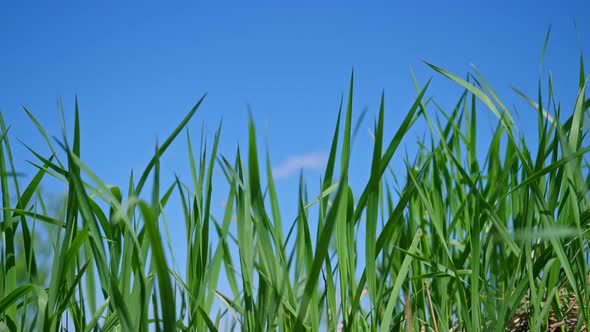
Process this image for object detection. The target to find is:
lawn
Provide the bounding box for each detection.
[1,35,590,331]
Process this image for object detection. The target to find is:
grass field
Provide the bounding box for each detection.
[1,37,590,331]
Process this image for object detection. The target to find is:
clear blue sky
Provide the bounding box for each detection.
[2,2,589,284]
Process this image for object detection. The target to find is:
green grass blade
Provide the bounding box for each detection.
[140,201,176,332]
[135,94,206,195]
[380,230,421,331]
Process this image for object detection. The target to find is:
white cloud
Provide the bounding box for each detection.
[272,152,327,179]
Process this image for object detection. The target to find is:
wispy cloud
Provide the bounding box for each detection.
[272,152,327,179]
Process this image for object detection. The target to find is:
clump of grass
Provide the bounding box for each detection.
[1,35,589,331]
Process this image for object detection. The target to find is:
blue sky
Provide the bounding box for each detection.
[2,1,589,289]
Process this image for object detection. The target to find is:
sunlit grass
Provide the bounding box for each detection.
[1,35,589,331]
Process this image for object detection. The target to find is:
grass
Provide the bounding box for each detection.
[1,38,590,331]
